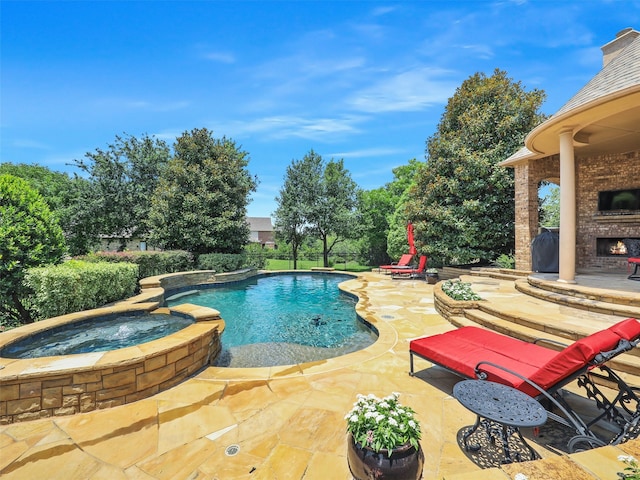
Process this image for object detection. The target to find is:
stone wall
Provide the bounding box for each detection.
[512,150,639,271]
[513,155,560,270]
[0,322,221,424]
[576,151,640,269]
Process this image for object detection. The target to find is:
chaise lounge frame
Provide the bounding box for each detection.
[409,318,640,452]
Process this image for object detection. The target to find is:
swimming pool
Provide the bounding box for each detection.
[166,272,377,367]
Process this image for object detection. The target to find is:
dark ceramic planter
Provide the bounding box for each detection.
[347,434,424,480]
[426,274,439,285]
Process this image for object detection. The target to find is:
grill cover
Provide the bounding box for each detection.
[532,229,559,273]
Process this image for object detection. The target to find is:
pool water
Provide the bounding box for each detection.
[0,313,194,359]
[166,273,377,367]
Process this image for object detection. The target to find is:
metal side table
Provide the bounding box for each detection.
[453,380,547,464]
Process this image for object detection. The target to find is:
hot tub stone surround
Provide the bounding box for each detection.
[0,302,224,424]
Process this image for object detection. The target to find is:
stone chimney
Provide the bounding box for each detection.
[601,27,640,67]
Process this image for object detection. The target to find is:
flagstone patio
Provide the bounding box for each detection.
[1,271,639,479]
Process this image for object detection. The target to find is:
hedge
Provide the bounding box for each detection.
[80,250,195,280]
[197,252,266,272]
[24,260,138,321]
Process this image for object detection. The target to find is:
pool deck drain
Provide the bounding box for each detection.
[225,444,240,456]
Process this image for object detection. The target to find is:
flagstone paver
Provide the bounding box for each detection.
[1,271,639,479]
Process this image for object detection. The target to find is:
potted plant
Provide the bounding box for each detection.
[425,268,439,284]
[345,393,424,480]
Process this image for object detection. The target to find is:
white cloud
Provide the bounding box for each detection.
[91,98,190,112]
[460,44,495,59]
[203,51,236,64]
[12,139,51,150]
[371,6,397,16]
[348,67,457,113]
[214,115,367,142]
[328,147,407,159]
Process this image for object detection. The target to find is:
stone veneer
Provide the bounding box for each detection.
[0,268,250,424]
[513,150,640,271]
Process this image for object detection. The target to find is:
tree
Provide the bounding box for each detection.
[147,128,257,255]
[383,159,423,261]
[274,155,320,269]
[358,159,422,265]
[0,174,67,325]
[406,69,546,265]
[273,150,361,268]
[72,133,171,252]
[0,163,90,256]
[539,183,560,227]
[306,154,361,267]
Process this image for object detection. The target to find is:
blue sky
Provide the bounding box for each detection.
[2,1,639,217]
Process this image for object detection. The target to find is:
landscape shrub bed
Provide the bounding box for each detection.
[24,260,138,320]
[81,250,194,279]
[197,252,265,272]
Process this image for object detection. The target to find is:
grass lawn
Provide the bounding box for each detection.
[265,259,372,272]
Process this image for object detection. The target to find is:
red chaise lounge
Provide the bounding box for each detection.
[409,318,640,451]
[390,255,427,279]
[379,254,414,273]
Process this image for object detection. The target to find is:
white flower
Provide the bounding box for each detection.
[619,454,636,462]
[514,474,528,480]
[346,392,422,454]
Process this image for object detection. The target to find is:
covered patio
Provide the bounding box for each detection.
[501,27,640,284]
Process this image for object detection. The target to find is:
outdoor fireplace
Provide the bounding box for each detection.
[596,238,640,257]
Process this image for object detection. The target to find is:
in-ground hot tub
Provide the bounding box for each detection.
[0,302,224,423]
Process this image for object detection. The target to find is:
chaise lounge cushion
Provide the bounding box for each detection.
[410,318,640,397]
[410,327,557,390]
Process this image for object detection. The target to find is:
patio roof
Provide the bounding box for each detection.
[501,28,640,166]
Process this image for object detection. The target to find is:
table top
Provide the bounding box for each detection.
[453,380,547,428]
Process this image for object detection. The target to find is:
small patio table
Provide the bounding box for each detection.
[453,380,547,464]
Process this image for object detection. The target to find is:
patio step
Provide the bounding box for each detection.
[440,266,530,281]
[470,267,532,281]
[450,311,640,384]
[474,295,640,351]
[521,276,640,311]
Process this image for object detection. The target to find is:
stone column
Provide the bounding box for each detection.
[558,130,576,283]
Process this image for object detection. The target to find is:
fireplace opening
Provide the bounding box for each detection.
[596,238,640,257]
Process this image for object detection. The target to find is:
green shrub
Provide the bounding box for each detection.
[197,253,246,272]
[494,253,515,269]
[1,174,67,325]
[24,260,138,320]
[80,250,194,279]
[242,244,269,269]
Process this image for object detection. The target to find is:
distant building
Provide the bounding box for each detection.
[247,217,276,248]
[99,217,277,251]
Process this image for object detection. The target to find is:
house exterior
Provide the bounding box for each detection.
[100,217,276,251]
[247,216,276,248]
[500,28,640,283]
